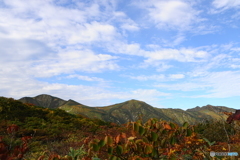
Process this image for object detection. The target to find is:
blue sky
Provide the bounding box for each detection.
[1,0,240,110]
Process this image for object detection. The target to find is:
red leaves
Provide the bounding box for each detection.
[163,123,172,130]
[49,154,61,159]
[121,132,126,139]
[115,134,120,144]
[7,124,19,134]
[21,136,32,143]
[226,110,240,124]
[0,125,32,160]
[0,142,8,154]
[114,132,127,144]
[222,111,233,116]
[83,137,90,145]
[37,155,45,160]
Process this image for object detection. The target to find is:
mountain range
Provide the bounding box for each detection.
[19,94,236,125]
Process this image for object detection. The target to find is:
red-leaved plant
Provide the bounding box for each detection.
[0,124,32,160]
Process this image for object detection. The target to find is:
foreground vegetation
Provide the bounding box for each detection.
[1,97,240,159]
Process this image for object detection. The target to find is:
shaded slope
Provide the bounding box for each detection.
[19,94,66,109]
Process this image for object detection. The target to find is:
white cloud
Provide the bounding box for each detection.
[0,0,209,77]
[121,23,139,31]
[154,71,240,98]
[212,0,240,10]
[67,74,104,82]
[131,89,170,99]
[139,62,173,72]
[231,47,240,52]
[144,48,208,62]
[172,34,186,46]
[107,40,209,63]
[187,54,229,76]
[107,42,143,56]
[140,0,201,30]
[67,22,117,44]
[127,74,185,81]
[169,74,185,79]
[197,71,240,98]
[128,74,165,81]
[0,0,120,46]
[110,11,140,31]
[210,0,240,15]
[231,64,240,69]
[0,43,119,78]
[155,82,210,92]
[0,0,122,78]
[30,49,119,77]
[0,38,52,62]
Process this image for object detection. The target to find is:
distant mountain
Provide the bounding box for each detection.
[186,105,236,122]
[19,94,66,109]
[19,94,236,125]
[97,99,173,124]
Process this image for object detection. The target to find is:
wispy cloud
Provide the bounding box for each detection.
[196,71,240,98]
[154,82,210,92]
[210,0,240,20]
[154,70,240,98]
[107,40,209,63]
[144,48,208,62]
[126,74,185,81]
[66,74,105,82]
[136,0,202,31]
[212,0,240,10]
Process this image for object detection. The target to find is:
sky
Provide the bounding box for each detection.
[1,0,240,110]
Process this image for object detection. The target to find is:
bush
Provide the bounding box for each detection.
[194,119,235,143]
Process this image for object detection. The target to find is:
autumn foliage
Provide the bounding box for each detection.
[1,97,240,159]
[0,124,31,160]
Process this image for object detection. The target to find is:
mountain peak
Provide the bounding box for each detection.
[35,94,63,100]
[19,94,66,109]
[36,94,52,97]
[125,99,145,104]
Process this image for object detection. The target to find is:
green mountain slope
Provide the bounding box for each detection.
[59,99,106,119]
[19,94,237,125]
[19,94,66,109]
[186,105,235,123]
[155,108,200,125]
[97,99,173,124]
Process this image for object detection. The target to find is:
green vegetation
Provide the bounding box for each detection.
[1,96,240,159]
[19,94,236,126]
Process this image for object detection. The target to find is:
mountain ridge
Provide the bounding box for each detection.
[19,94,236,125]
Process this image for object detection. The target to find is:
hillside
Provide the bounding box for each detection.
[59,99,106,119]
[19,94,66,109]
[0,96,109,141]
[1,96,240,159]
[19,94,237,125]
